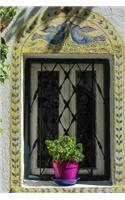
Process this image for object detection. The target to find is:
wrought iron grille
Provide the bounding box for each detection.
[24,58,110,181]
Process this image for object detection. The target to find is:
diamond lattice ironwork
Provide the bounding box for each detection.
[30,61,105,176]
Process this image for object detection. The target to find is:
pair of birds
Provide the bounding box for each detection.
[39,20,105,45]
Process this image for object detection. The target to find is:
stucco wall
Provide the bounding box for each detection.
[0,6,125,193]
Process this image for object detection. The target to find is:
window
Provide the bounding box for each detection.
[24,58,110,181]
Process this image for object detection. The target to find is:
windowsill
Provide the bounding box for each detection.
[23,180,112,188]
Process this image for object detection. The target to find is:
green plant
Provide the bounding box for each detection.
[0,37,9,83]
[0,6,16,31]
[0,7,17,84]
[45,135,84,162]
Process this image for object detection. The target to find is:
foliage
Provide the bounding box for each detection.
[0,7,16,84]
[0,37,9,83]
[45,135,84,162]
[0,6,16,31]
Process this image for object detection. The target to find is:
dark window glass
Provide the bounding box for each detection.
[76,71,96,168]
[37,71,59,168]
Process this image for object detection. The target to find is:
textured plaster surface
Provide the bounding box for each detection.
[94,7,125,42]
[0,80,11,193]
[0,6,125,193]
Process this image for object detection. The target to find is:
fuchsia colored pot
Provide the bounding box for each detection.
[52,161,79,180]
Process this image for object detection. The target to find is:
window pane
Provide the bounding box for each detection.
[76,71,96,168]
[37,71,59,168]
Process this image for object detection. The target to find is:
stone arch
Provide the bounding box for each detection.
[10,8,125,192]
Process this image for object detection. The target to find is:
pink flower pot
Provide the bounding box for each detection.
[52,161,79,180]
[52,161,64,179]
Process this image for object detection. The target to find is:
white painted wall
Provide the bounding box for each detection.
[0,6,125,193]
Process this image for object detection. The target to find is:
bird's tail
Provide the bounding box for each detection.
[94,35,105,41]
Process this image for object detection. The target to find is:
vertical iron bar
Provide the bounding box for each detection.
[39,63,43,175]
[90,63,95,176]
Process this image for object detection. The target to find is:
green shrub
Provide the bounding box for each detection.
[0,7,17,83]
[45,135,84,162]
[0,6,16,30]
[0,37,9,83]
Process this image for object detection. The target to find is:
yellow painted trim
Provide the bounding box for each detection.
[10,8,125,192]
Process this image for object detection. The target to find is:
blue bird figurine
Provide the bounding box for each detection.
[42,24,66,45]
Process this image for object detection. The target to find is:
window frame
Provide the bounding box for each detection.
[24,58,110,181]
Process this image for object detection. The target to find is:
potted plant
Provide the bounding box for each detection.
[45,135,84,181]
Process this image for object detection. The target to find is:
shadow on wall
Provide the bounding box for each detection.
[5,6,42,41]
[6,7,94,47]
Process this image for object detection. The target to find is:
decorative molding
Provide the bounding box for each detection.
[10,8,125,192]
[10,186,125,193]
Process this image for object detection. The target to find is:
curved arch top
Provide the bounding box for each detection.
[10,8,125,192]
[13,8,124,54]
